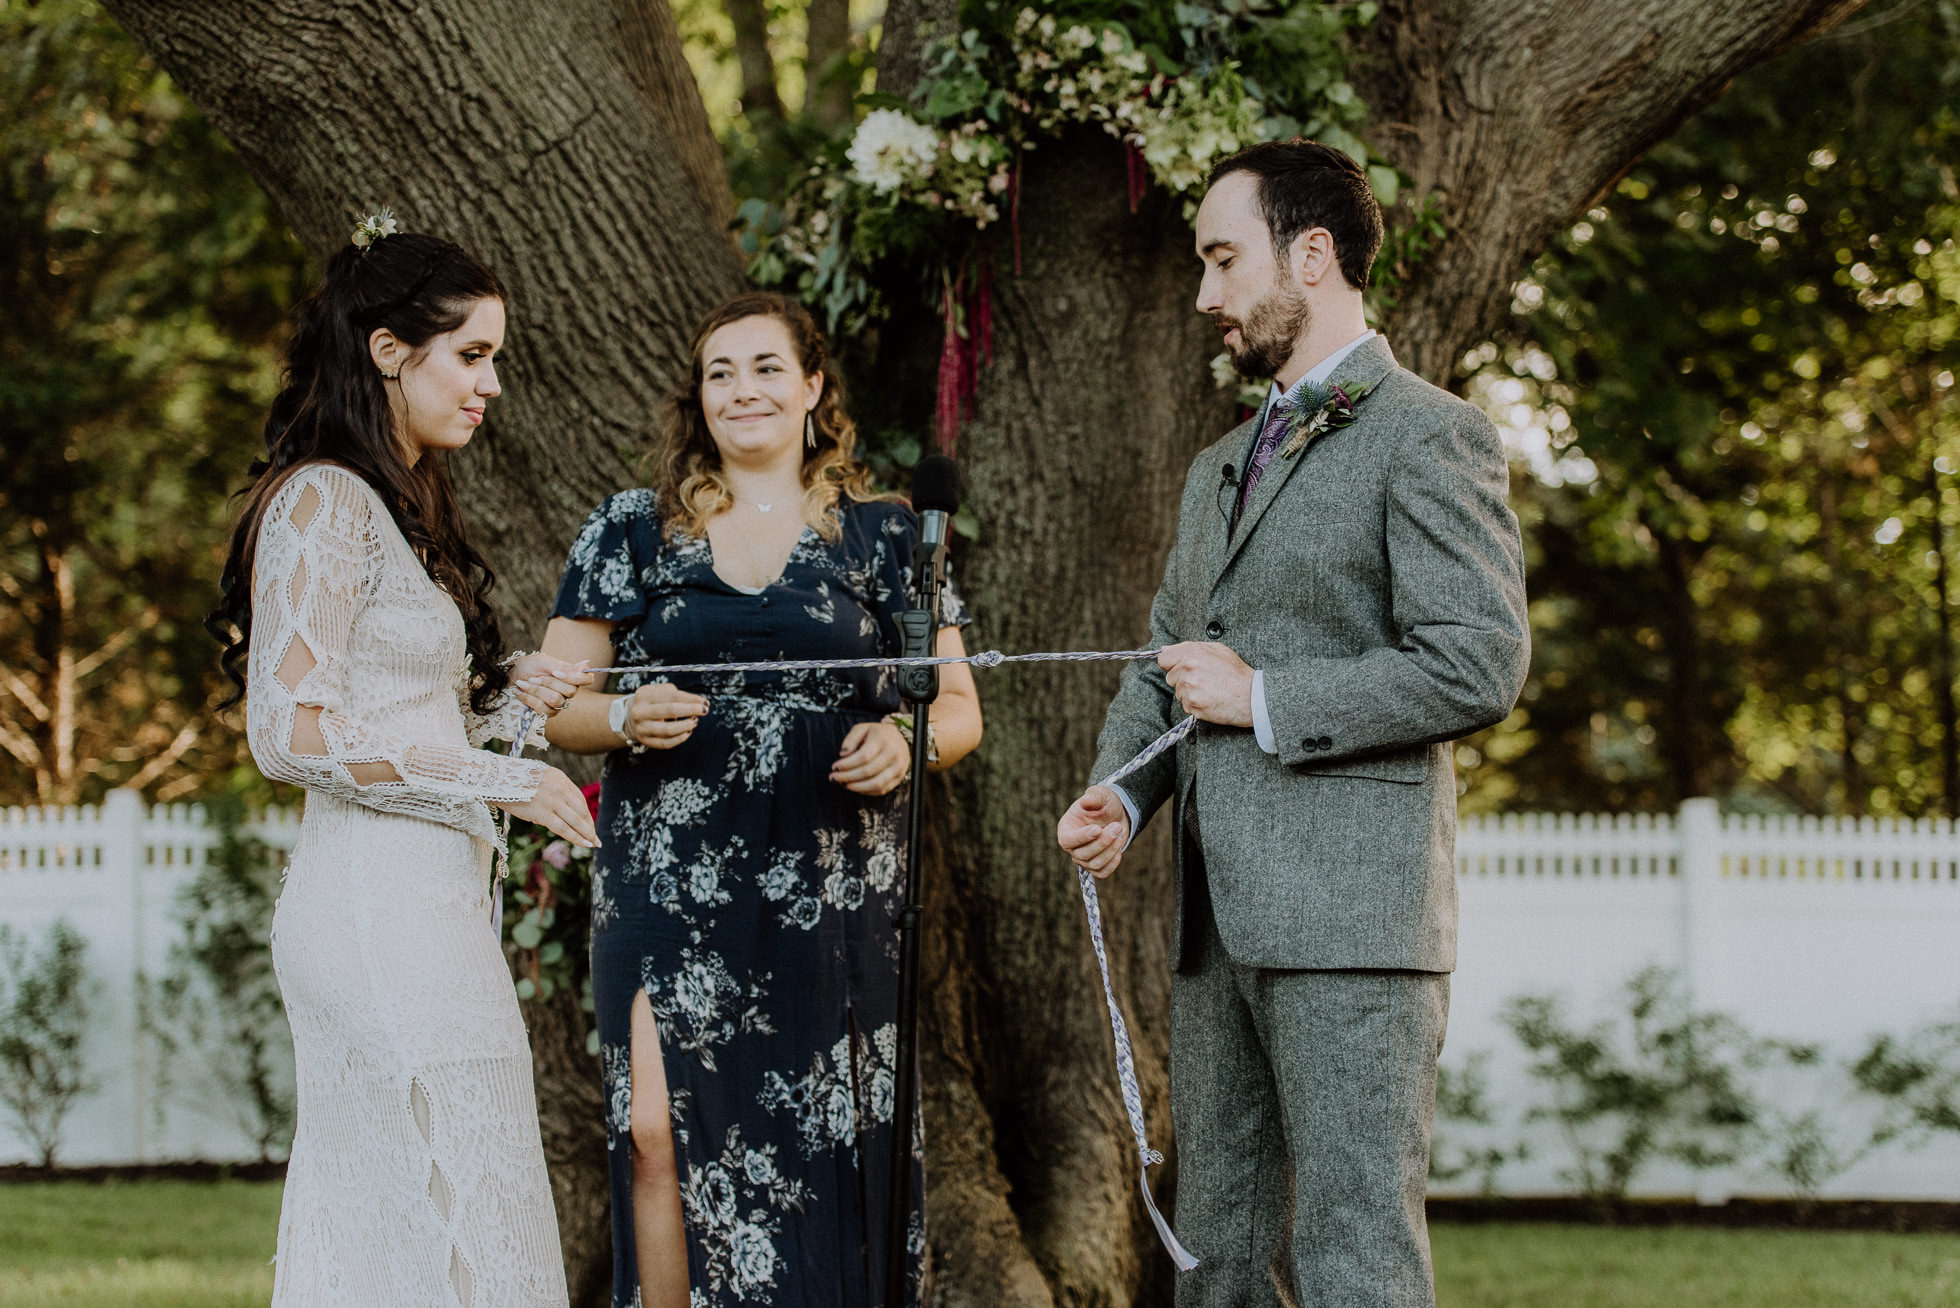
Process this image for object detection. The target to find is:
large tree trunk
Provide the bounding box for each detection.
[99,2,746,1299]
[106,0,1869,1302]
[915,129,1232,1308]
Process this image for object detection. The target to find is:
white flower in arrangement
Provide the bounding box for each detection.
[1210,351,1240,391]
[847,109,941,193]
[1015,7,1039,34]
[1101,27,1125,56]
[1062,24,1095,50]
[1037,13,1056,39]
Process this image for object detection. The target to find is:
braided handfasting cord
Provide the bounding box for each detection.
[505,645,1200,1268]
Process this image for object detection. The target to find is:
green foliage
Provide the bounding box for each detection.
[1503,968,1774,1200]
[737,0,1392,337]
[1501,968,1960,1201]
[1461,0,1960,816]
[0,0,309,806]
[1430,1050,1530,1192]
[145,788,294,1162]
[0,919,96,1167]
[1851,1016,1960,1143]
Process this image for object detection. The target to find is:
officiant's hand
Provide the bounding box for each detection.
[626,682,709,749]
[510,653,593,718]
[832,721,909,795]
[1159,641,1254,727]
[1058,785,1130,878]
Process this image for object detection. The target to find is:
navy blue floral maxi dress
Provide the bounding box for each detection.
[551,491,968,1308]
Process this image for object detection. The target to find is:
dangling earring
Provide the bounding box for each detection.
[805,411,817,451]
[380,368,399,380]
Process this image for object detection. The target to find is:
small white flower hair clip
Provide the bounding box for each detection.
[350,208,400,249]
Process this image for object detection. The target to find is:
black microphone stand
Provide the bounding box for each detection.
[883,548,944,1308]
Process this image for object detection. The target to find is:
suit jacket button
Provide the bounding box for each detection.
[1302,738,1317,752]
[1317,735,1333,749]
[1204,620,1223,640]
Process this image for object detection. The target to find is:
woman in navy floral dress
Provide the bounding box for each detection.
[541,293,981,1308]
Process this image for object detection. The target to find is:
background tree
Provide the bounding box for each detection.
[1456,0,1960,818]
[0,0,306,805]
[81,0,1867,1300]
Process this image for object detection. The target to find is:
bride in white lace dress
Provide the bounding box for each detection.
[214,227,598,1307]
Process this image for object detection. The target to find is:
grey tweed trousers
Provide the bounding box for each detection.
[1170,805,1449,1308]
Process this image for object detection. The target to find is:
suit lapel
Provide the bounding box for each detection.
[1197,421,1254,583]
[1216,335,1398,580]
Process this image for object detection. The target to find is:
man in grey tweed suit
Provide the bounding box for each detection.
[1057,140,1529,1306]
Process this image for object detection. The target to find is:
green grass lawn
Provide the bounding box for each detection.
[1,1180,1957,1306]
[0,1179,279,1308]
[1433,1222,1960,1307]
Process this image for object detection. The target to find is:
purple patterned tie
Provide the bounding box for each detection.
[1234,398,1293,524]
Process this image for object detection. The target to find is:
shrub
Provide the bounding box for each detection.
[145,792,294,1161]
[0,919,96,1166]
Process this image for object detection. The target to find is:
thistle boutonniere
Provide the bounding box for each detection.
[1279,377,1382,460]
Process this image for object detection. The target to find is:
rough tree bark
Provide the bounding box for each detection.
[105,0,1867,1303]
[98,2,747,1300]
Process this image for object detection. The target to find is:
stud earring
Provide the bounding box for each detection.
[805,411,817,450]
[380,368,399,380]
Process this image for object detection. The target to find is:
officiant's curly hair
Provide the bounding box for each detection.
[1208,139,1384,291]
[652,291,884,543]
[210,232,513,713]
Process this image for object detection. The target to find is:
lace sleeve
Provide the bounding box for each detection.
[245,466,546,848]
[461,683,549,751]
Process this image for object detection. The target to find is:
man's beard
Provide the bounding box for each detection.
[1219,280,1311,380]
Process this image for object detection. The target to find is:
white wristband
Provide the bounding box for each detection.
[607,693,634,743]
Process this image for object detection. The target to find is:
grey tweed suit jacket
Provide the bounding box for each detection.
[1089,335,1529,973]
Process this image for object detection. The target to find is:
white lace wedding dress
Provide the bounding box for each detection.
[246,463,569,1307]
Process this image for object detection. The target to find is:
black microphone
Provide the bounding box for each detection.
[1222,462,1239,487]
[1218,461,1240,527]
[911,454,961,588]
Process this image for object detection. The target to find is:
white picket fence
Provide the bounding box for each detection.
[1,792,1958,1199]
[0,790,299,1165]
[1449,799,1960,1200]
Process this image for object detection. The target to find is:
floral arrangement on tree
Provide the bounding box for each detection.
[501,781,601,1053]
[737,1,1417,444]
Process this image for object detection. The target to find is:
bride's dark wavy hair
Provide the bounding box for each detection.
[209,231,511,713]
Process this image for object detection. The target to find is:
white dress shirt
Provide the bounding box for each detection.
[1104,330,1377,845]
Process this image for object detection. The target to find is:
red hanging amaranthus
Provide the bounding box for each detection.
[934,258,996,455]
[1124,140,1150,213]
